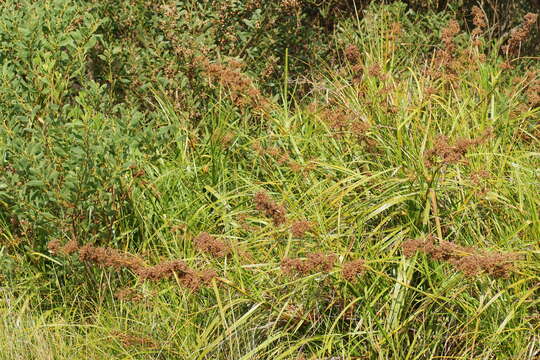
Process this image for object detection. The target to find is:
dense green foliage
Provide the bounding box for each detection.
[0,1,539,359]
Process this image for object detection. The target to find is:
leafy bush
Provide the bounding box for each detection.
[0,1,183,250]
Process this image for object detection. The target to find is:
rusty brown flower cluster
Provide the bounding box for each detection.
[502,13,538,57]
[48,239,79,256]
[201,58,269,110]
[78,243,145,272]
[469,169,490,195]
[320,107,371,143]
[211,131,235,149]
[402,237,520,278]
[436,19,460,66]
[424,129,493,167]
[48,240,217,290]
[237,214,257,232]
[471,6,487,39]
[342,44,365,83]
[291,220,313,238]
[387,22,402,41]
[194,232,231,258]
[254,191,287,226]
[281,254,366,282]
[342,259,366,281]
[280,0,301,11]
[344,44,361,63]
[281,252,337,275]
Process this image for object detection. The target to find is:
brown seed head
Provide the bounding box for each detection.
[281,257,308,275]
[78,244,145,272]
[62,240,79,255]
[344,44,361,64]
[194,232,231,258]
[281,252,336,276]
[424,129,492,167]
[291,220,312,238]
[254,191,287,226]
[471,6,487,37]
[502,13,538,57]
[388,22,402,40]
[402,237,519,278]
[307,252,337,272]
[442,19,460,47]
[342,259,365,281]
[202,58,268,110]
[136,259,189,281]
[47,239,61,255]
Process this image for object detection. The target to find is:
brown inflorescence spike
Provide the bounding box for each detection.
[47,239,62,255]
[402,237,519,278]
[291,220,312,238]
[424,129,493,167]
[307,252,337,272]
[62,240,79,255]
[254,191,287,226]
[113,331,157,349]
[344,44,360,64]
[342,259,366,281]
[471,6,487,39]
[136,259,189,281]
[194,232,231,257]
[78,244,145,272]
[280,252,336,276]
[502,13,538,57]
[281,257,308,275]
[48,241,218,291]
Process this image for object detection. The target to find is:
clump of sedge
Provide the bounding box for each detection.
[194,232,231,257]
[254,191,287,226]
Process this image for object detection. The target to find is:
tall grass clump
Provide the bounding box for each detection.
[0,0,539,359]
